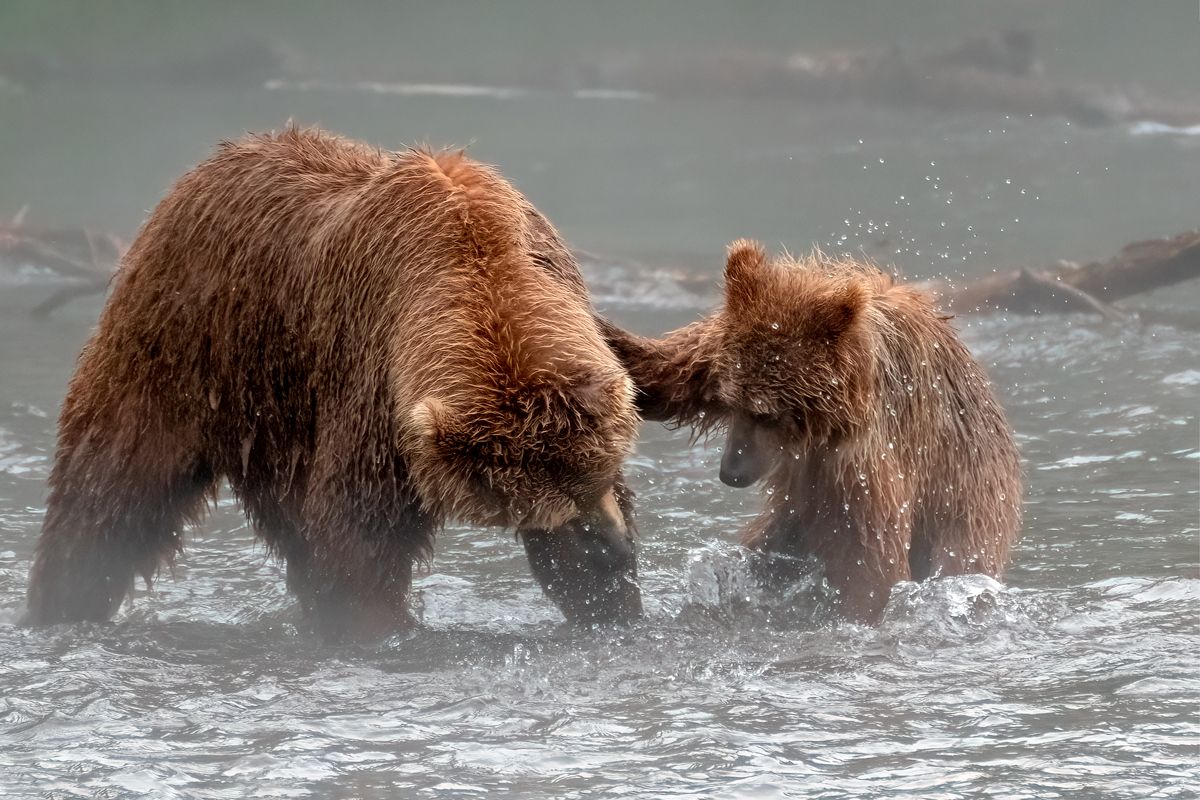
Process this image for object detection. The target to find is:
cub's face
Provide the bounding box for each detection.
[717,410,787,488]
[712,322,816,488]
[712,239,871,488]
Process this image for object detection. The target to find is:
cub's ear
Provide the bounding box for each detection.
[810,281,869,341]
[723,239,768,312]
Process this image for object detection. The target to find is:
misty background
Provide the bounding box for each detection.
[2,0,1198,274]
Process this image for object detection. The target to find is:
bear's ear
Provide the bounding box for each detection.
[810,281,869,342]
[410,397,459,450]
[723,239,768,313]
[573,372,634,418]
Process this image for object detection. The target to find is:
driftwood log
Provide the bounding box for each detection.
[0,211,123,316]
[250,30,1200,130]
[940,230,1200,317]
[571,31,1200,129]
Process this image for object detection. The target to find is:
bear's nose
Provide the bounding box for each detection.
[719,450,759,487]
[719,414,775,487]
[719,463,757,488]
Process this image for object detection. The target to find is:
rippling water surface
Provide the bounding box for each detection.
[2,291,1196,798]
[2,5,1199,796]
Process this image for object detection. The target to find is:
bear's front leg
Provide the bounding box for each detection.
[283,532,424,642]
[288,460,437,642]
[745,498,913,623]
[815,518,913,624]
[278,531,421,642]
[597,317,723,425]
[520,476,642,626]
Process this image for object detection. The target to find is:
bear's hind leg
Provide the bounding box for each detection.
[25,430,216,625]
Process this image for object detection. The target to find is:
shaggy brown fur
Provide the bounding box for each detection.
[604,240,1022,622]
[25,128,642,636]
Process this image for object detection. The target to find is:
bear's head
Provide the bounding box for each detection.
[404,367,638,539]
[710,240,878,487]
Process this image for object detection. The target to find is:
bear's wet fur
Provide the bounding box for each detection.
[25,128,642,637]
[604,240,1022,622]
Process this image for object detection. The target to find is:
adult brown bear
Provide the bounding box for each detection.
[25,128,642,637]
[603,241,1022,622]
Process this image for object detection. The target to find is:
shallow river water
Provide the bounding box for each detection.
[1,5,1198,797]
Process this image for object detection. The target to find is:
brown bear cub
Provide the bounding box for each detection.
[25,128,642,637]
[603,241,1022,622]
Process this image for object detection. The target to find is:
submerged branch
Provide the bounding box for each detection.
[0,216,123,316]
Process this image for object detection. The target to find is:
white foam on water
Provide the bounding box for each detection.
[1163,369,1200,386]
[1129,121,1200,137]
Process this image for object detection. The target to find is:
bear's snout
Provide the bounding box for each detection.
[719,458,758,488]
[719,413,776,487]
